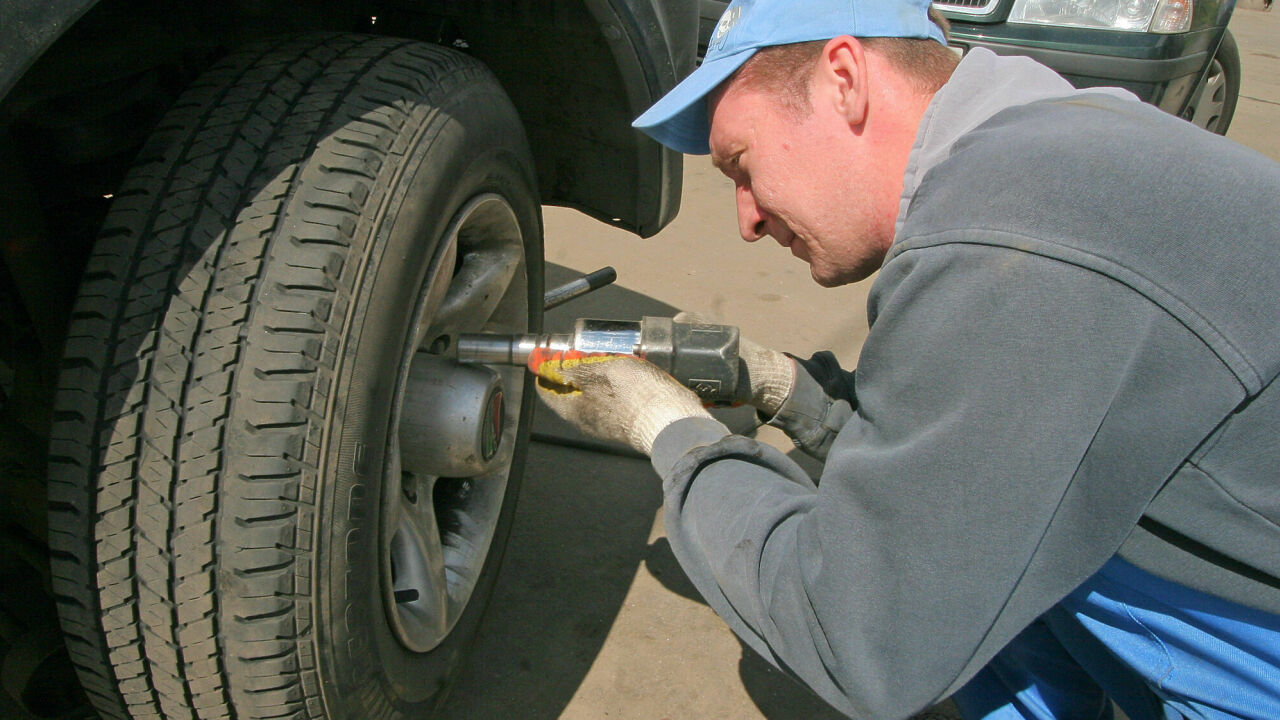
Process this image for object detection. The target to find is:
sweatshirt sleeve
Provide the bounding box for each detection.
[651,242,1242,719]
[764,352,857,461]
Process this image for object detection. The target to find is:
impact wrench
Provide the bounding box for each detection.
[454,268,743,405]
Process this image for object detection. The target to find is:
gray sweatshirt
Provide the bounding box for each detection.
[651,48,1280,719]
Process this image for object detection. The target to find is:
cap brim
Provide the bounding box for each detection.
[632,47,758,156]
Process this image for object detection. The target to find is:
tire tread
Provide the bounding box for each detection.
[49,34,501,720]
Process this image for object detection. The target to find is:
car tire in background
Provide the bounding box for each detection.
[47,33,542,719]
[1185,29,1240,135]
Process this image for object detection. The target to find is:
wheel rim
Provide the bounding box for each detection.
[1189,57,1227,132]
[379,194,528,653]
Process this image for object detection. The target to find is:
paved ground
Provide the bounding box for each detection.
[1229,8,1280,162]
[441,12,1280,719]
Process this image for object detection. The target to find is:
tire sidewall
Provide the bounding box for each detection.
[1212,30,1241,135]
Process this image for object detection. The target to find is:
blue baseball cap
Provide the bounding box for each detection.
[633,0,946,155]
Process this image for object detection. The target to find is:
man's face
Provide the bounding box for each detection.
[708,69,891,287]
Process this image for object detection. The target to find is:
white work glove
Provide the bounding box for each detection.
[529,351,712,455]
[674,312,796,417]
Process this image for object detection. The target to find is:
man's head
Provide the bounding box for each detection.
[634,0,957,286]
[728,13,956,117]
[634,0,949,154]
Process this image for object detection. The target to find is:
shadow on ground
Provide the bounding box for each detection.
[438,263,850,719]
[644,537,850,720]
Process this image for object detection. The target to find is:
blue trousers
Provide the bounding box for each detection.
[952,557,1280,720]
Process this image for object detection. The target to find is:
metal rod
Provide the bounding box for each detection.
[455,333,573,366]
[543,266,617,310]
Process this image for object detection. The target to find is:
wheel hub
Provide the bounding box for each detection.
[399,356,507,478]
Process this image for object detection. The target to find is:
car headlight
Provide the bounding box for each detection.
[1008,0,1193,33]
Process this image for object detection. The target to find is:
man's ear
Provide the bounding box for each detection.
[816,35,869,127]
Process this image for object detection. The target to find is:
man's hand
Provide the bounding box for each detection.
[737,336,796,416]
[529,350,712,455]
[673,312,796,416]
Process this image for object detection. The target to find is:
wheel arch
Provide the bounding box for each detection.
[0,0,693,237]
[444,0,696,238]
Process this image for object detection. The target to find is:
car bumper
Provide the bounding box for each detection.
[947,23,1219,114]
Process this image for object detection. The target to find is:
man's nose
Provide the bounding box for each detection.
[736,185,767,242]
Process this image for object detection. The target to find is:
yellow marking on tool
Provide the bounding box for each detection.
[526,349,626,391]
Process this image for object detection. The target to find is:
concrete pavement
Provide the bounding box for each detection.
[442,12,1280,719]
[1228,8,1280,162]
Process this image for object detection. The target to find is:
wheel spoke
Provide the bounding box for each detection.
[1190,61,1226,131]
[425,196,524,343]
[430,247,521,335]
[390,468,450,650]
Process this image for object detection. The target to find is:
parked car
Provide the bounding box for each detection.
[0,2,696,719]
[937,0,1239,133]
[699,0,1239,133]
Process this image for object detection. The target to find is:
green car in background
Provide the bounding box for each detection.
[699,0,1239,133]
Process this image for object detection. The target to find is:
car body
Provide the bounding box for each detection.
[936,0,1239,132]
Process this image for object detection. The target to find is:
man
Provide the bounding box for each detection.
[532,0,1280,717]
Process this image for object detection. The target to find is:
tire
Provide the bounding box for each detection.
[47,33,542,719]
[1185,29,1240,135]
